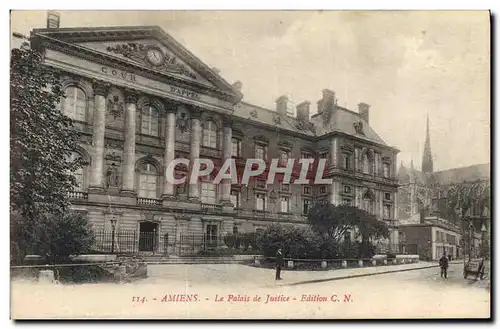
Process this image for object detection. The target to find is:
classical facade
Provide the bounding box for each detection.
[25,24,400,255]
[397,116,491,258]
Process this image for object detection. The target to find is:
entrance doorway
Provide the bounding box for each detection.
[139,221,158,252]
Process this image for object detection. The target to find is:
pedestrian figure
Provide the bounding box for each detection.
[275,248,284,280]
[439,252,449,279]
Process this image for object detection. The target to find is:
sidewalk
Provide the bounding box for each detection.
[278,260,463,287]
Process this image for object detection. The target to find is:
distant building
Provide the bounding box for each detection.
[397,115,490,258]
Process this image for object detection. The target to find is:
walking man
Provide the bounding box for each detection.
[439,252,449,279]
[275,248,284,280]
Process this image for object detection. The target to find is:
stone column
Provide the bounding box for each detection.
[188,107,202,201]
[379,191,384,219]
[89,80,110,190]
[354,148,359,172]
[330,137,338,168]
[221,115,233,205]
[330,180,340,205]
[121,89,138,194]
[393,190,398,222]
[162,105,177,199]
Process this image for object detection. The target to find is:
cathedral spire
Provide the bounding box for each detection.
[422,114,434,173]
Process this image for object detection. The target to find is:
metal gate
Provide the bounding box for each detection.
[177,233,223,256]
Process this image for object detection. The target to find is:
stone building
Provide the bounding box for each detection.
[397,116,491,258]
[23,21,400,255]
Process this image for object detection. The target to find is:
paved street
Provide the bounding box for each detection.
[11,262,490,319]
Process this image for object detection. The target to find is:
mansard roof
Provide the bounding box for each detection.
[233,101,394,149]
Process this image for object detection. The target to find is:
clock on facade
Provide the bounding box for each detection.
[146,47,165,66]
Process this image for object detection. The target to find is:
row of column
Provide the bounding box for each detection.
[88,79,233,204]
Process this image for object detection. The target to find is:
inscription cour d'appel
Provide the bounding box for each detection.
[100,66,200,101]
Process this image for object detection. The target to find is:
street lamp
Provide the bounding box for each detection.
[110,217,117,253]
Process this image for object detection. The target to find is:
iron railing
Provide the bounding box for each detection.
[91,231,259,257]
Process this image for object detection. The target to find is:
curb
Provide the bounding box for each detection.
[284,264,442,286]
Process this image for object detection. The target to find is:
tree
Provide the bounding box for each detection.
[10,43,86,263]
[307,203,389,244]
[12,211,95,264]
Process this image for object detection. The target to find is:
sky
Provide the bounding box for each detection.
[10,10,491,172]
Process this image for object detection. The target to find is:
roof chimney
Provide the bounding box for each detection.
[296,101,311,121]
[47,11,60,29]
[276,95,289,116]
[358,102,370,124]
[317,89,336,114]
[232,80,242,92]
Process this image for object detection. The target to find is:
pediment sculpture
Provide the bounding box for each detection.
[106,43,197,79]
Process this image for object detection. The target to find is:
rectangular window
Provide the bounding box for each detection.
[384,205,391,219]
[281,184,290,192]
[303,186,311,195]
[303,199,310,215]
[141,107,159,136]
[231,138,241,157]
[383,163,390,178]
[139,174,157,199]
[384,192,391,201]
[230,190,240,208]
[255,144,267,160]
[343,153,350,170]
[280,197,289,213]
[343,185,352,194]
[280,150,290,165]
[233,225,239,235]
[256,194,266,211]
[201,182,217,204]
[74,168,84,191]
[343,198,352,206]
[320,186,326,194]
[203,121,217,148]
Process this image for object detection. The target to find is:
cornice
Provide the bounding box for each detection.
[34,34,241,104]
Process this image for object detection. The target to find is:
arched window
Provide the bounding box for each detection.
[69,152,84,191]
[63,87,86,121]
[141,105,159,136]
[362,153,370,174]
[363,191,373,214]
[203,120,218,148]
[138,163,158,199]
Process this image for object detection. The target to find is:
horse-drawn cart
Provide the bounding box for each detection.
[463,258,486,280]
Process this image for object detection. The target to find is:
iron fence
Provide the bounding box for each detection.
[92,231,259,257]
[93,230,168,256]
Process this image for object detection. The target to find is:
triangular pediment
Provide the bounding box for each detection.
[78,39,214,86]
[31,26,242,102]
